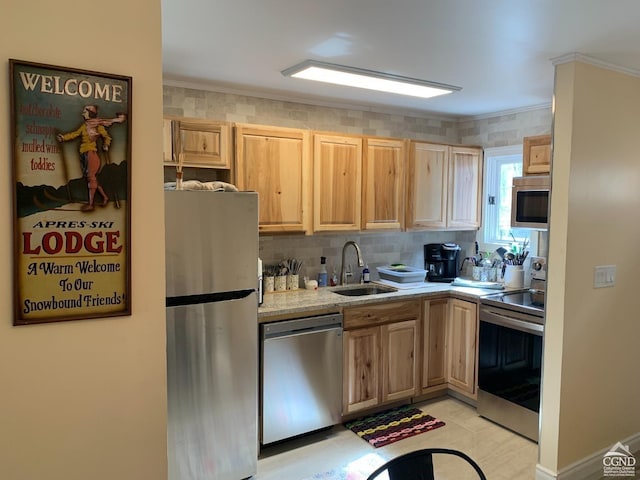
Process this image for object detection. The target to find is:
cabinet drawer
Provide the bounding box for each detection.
[344,299,420,330]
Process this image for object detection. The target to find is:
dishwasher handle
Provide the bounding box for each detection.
[262,313,343,340]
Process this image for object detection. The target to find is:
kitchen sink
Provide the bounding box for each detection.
[331,285,398,296]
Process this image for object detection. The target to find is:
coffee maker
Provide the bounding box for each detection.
[424,243,461,282]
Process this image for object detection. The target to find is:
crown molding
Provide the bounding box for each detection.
[467,103,552,121]
[552,52,640,78]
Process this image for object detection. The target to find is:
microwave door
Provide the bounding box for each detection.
[517,191,548,221]
[512,190,549,229]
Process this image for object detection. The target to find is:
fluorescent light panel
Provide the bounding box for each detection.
[282,60,461,99]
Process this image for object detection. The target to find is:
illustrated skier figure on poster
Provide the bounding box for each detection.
[56,105,126,211]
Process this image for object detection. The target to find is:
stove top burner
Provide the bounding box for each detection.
[481,288,545,317]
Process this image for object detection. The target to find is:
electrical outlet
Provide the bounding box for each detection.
[594,265,616,288]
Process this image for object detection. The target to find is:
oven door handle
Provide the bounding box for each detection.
[480,308,544,336]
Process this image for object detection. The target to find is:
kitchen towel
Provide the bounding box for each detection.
[450,277,504,290]
[344,405,445,448]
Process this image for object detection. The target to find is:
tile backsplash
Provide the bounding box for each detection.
[259,230,477,284]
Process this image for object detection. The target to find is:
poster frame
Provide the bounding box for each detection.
[9,59,132,325]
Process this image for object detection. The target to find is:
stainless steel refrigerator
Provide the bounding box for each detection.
[165,190,259,480]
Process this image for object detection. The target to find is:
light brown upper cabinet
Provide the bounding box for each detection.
[362,138,406,231]
[313,134,362,232]
[406,142,449,228]
[406,142,482,230]
[235,124,312,234]
[447,146,483,229]
[523,134,552,175]
[164,117,232,169]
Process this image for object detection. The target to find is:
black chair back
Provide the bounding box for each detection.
[366,448,487,480]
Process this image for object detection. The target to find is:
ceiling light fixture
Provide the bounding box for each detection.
[282,60,461,99]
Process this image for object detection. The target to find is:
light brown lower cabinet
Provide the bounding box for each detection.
[343,326,380,413]
[421,297,478,399]
[342,300,420,414]
[381,320,419,403]
[446,298,478,396]
[422,298,448,389]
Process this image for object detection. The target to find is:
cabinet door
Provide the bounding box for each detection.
[447,146,482,229]
[446,298,478,395]
[235,125,311,234]
[406,142,448,229]
[381,319,418,403]
[313,134,362,231]
[163,118,174,164]
[175,119,232,169]
[343,327,380,414]
[422,298,448,389]
[523,134,552,175]
[362,138,405,231]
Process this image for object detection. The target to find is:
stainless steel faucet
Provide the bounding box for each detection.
[340,241,365,285]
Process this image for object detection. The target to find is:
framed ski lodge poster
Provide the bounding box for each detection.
[9,59,132,325]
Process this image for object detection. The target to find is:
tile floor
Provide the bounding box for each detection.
[256,396,538,480]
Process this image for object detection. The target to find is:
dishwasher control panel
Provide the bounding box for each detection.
[262,313,343,339]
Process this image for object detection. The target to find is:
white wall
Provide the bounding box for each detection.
[539,59,640,473]
[0,2,167,480]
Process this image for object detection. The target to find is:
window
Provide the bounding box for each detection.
[482,146,528,246]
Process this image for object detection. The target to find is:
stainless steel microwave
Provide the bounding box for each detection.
[511,175,550,229]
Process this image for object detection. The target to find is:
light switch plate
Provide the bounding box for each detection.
[594,265,616,288]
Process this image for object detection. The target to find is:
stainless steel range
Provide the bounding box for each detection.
[477,256,546,442]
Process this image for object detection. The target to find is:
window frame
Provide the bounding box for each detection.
[481,145,529,250]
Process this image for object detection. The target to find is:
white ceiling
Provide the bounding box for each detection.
[161,0,640,118]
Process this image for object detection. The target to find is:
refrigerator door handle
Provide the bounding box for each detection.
[166,289,255,307]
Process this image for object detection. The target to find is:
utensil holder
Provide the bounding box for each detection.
[286,274,299,290]
[275,276,287,292]
[472,266,482,281]
[472,266,498,282]
[264,276,274,293]
[504,265,524,288]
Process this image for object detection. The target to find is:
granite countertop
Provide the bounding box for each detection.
[258,281,505,322]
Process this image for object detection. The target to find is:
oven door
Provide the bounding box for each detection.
[477,306,543,441]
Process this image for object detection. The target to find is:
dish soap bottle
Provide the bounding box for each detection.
[317,256,328,287]
[362,264,371,283]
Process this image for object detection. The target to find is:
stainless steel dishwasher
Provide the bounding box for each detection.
[261,313,343,445]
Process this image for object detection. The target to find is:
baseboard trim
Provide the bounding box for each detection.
[535,431,640,480]
[446,389,477,408]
